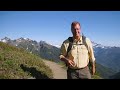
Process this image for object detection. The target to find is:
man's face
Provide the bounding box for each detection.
[71,24,81,37]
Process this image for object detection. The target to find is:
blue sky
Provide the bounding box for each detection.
[0,11,120,47]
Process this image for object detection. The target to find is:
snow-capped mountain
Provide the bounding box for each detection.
[92,41,112,49]
[92,42,120,72]
[0,37,11,43]
[0,37,60,63]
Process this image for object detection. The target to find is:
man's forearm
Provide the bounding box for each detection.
[92,61,95,68]
[60,55,75,67]
[91,61,96,75]
[60,56,69,63]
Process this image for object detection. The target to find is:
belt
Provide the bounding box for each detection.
[68,66,88,70]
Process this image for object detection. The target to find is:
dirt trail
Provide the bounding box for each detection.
[43,60,67,79]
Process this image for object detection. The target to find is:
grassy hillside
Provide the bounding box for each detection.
[95,63,116,79]
[109,72,120,79]
[0,42,53,79]
[94,47,120,72]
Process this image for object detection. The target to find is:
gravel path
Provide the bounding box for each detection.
[43,60,67,79]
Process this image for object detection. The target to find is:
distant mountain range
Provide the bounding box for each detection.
[92,42,120,72]
[1,37,120,78]
[0,37,60,63]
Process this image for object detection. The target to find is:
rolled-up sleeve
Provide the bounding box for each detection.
[59,43,67,59]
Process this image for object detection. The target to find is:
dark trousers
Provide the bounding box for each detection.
[67,66,91,79]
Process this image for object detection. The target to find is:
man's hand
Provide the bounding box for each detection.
[60,55,75,67]
[66,59,75,67]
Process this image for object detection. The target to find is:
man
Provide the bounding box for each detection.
[59,21,95,79]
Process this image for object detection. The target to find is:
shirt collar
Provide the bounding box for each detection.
[73,36,82,43]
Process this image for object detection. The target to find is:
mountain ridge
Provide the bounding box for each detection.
[0,37,118,78]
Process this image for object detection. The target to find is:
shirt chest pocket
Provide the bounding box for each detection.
[81,45,88,54]
[68,45,77,56]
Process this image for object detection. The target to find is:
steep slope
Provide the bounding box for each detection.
[95,63,116,79]
[2,37,120,72]
[94,46,120,72]
[0,42,53,79]
[0,37,60,63]
[109,72,120,79]
[0,37,117,78]
[38,41,60,63]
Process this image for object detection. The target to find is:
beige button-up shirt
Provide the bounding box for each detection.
[59,36,95,69]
